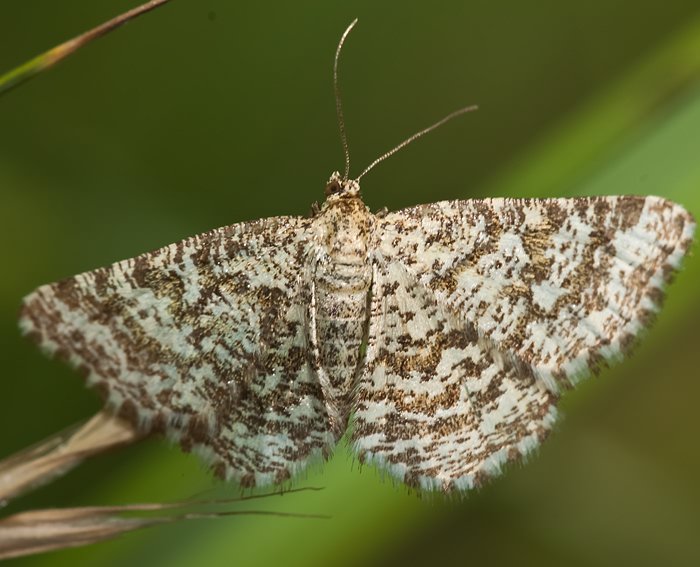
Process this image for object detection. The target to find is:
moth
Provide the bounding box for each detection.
[19,21,695,492]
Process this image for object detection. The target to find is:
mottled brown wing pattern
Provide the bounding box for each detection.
[352,261,557,491]
[18,186,695,493]
[20,217,338,487]
[375,196,695,391]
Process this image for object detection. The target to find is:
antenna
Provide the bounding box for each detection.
[356,104,479,181]
[334,19,357,181]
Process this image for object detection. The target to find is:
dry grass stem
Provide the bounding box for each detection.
[0,410,143,504]
[0,488,328,560]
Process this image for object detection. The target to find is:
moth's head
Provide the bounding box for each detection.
[324,171,360,200]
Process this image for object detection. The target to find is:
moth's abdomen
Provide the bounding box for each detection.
[315,261,369,293]
[314,261,372,421]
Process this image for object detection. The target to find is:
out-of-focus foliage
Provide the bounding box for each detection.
[1,1,698,566]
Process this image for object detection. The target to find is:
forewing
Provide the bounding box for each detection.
[352,261,557,492]
[20,217,337,487]
[376,197,695,390]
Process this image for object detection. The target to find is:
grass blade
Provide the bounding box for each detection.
[0,0,173,96]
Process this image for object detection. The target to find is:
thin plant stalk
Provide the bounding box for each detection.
[0,410,143,504]
[0,0,173,96]
[0,488,327,560]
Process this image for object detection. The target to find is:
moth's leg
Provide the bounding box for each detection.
[375,207,389,218]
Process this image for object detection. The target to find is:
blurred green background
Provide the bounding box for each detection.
[1,1,699,565]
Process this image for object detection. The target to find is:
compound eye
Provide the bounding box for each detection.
[324,179,342,196]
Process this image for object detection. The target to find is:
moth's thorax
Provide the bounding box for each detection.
[318,197,373,265]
